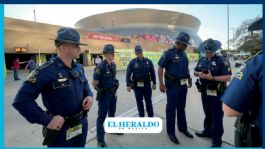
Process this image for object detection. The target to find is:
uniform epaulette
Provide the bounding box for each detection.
[35,61,54,71]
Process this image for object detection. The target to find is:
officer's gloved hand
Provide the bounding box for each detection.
[152,84,156,90]
[47,115,65,131]
[159,83,166,93]
[127,86,132,92]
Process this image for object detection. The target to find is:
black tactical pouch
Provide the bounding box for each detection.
[164,73,175,87]
[114,79,119,93]
[96,89,103,101]
[42,127,58,146]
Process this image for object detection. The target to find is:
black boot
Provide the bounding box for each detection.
[97,140,107,148]
[195,131,211,138]
[180,130,194,138]
[211,144,222,148]
[168,135,179,144]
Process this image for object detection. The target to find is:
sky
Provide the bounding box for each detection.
[4,4,262,49]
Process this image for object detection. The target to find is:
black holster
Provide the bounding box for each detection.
[164,72,186,87]
[234,115,262,147]
[42,127,58,146]
[96,80,119,101]
[195,79,201,92]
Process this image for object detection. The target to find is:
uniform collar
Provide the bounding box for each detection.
[103,59,114,66]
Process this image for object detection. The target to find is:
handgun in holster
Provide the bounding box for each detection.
[234,114,261,147]
[164,72,177,87]
[96,88,103,101]
[195,79,202,92]
[114,79,119,93]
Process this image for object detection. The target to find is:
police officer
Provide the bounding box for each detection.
[92,44,121,148]
[126,45,156,117]
[194,38,232,147]
[12,27,93,147]
[221,51,262,147]
[158,32,193,144]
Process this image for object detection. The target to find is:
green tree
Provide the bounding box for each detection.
[230,16,262,55]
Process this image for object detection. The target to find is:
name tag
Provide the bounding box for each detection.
[180,79,187,85]
[137,82,144,87]
[66,124,82,141]
[206,90,217,96]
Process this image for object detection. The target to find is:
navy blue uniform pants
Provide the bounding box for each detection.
[96,93,117,142]
[47,117,88,147]
[166,83,188,136]
[133,84,154,117]
[201,90,224,145]
[13,69,19,80]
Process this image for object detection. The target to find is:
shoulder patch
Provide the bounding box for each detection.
[27,70,39,83]
[95,67,101,75]
[233,63,246,80]
[233,71,243,80]
[224,60,230,66]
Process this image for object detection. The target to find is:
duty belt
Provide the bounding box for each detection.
[164,72,187,83]
[46,110,87,122]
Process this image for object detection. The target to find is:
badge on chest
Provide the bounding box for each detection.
[53,73,71,89]
[134,63,140,69]
[172,55,182,63]
[212,61,216,66]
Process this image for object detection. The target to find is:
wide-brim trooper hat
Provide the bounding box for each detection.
[175,32,192,45]
[135,45,143,54]
[201,38,222,53]
[103,44,117,53]
[49,27,87,46]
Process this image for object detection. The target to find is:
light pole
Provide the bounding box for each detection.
[230,27,235,49]
[33,9,36,22]
[227,4,230,52]
[112,21,114,33]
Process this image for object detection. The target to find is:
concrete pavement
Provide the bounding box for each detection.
[4,61,237,147]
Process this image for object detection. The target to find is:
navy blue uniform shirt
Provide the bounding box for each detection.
[126,57,156,86]
[13,56,93,127]
[93,60,116,89]
[158,46,190,78]
[194,54,232,85]
[221,53,263,131]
